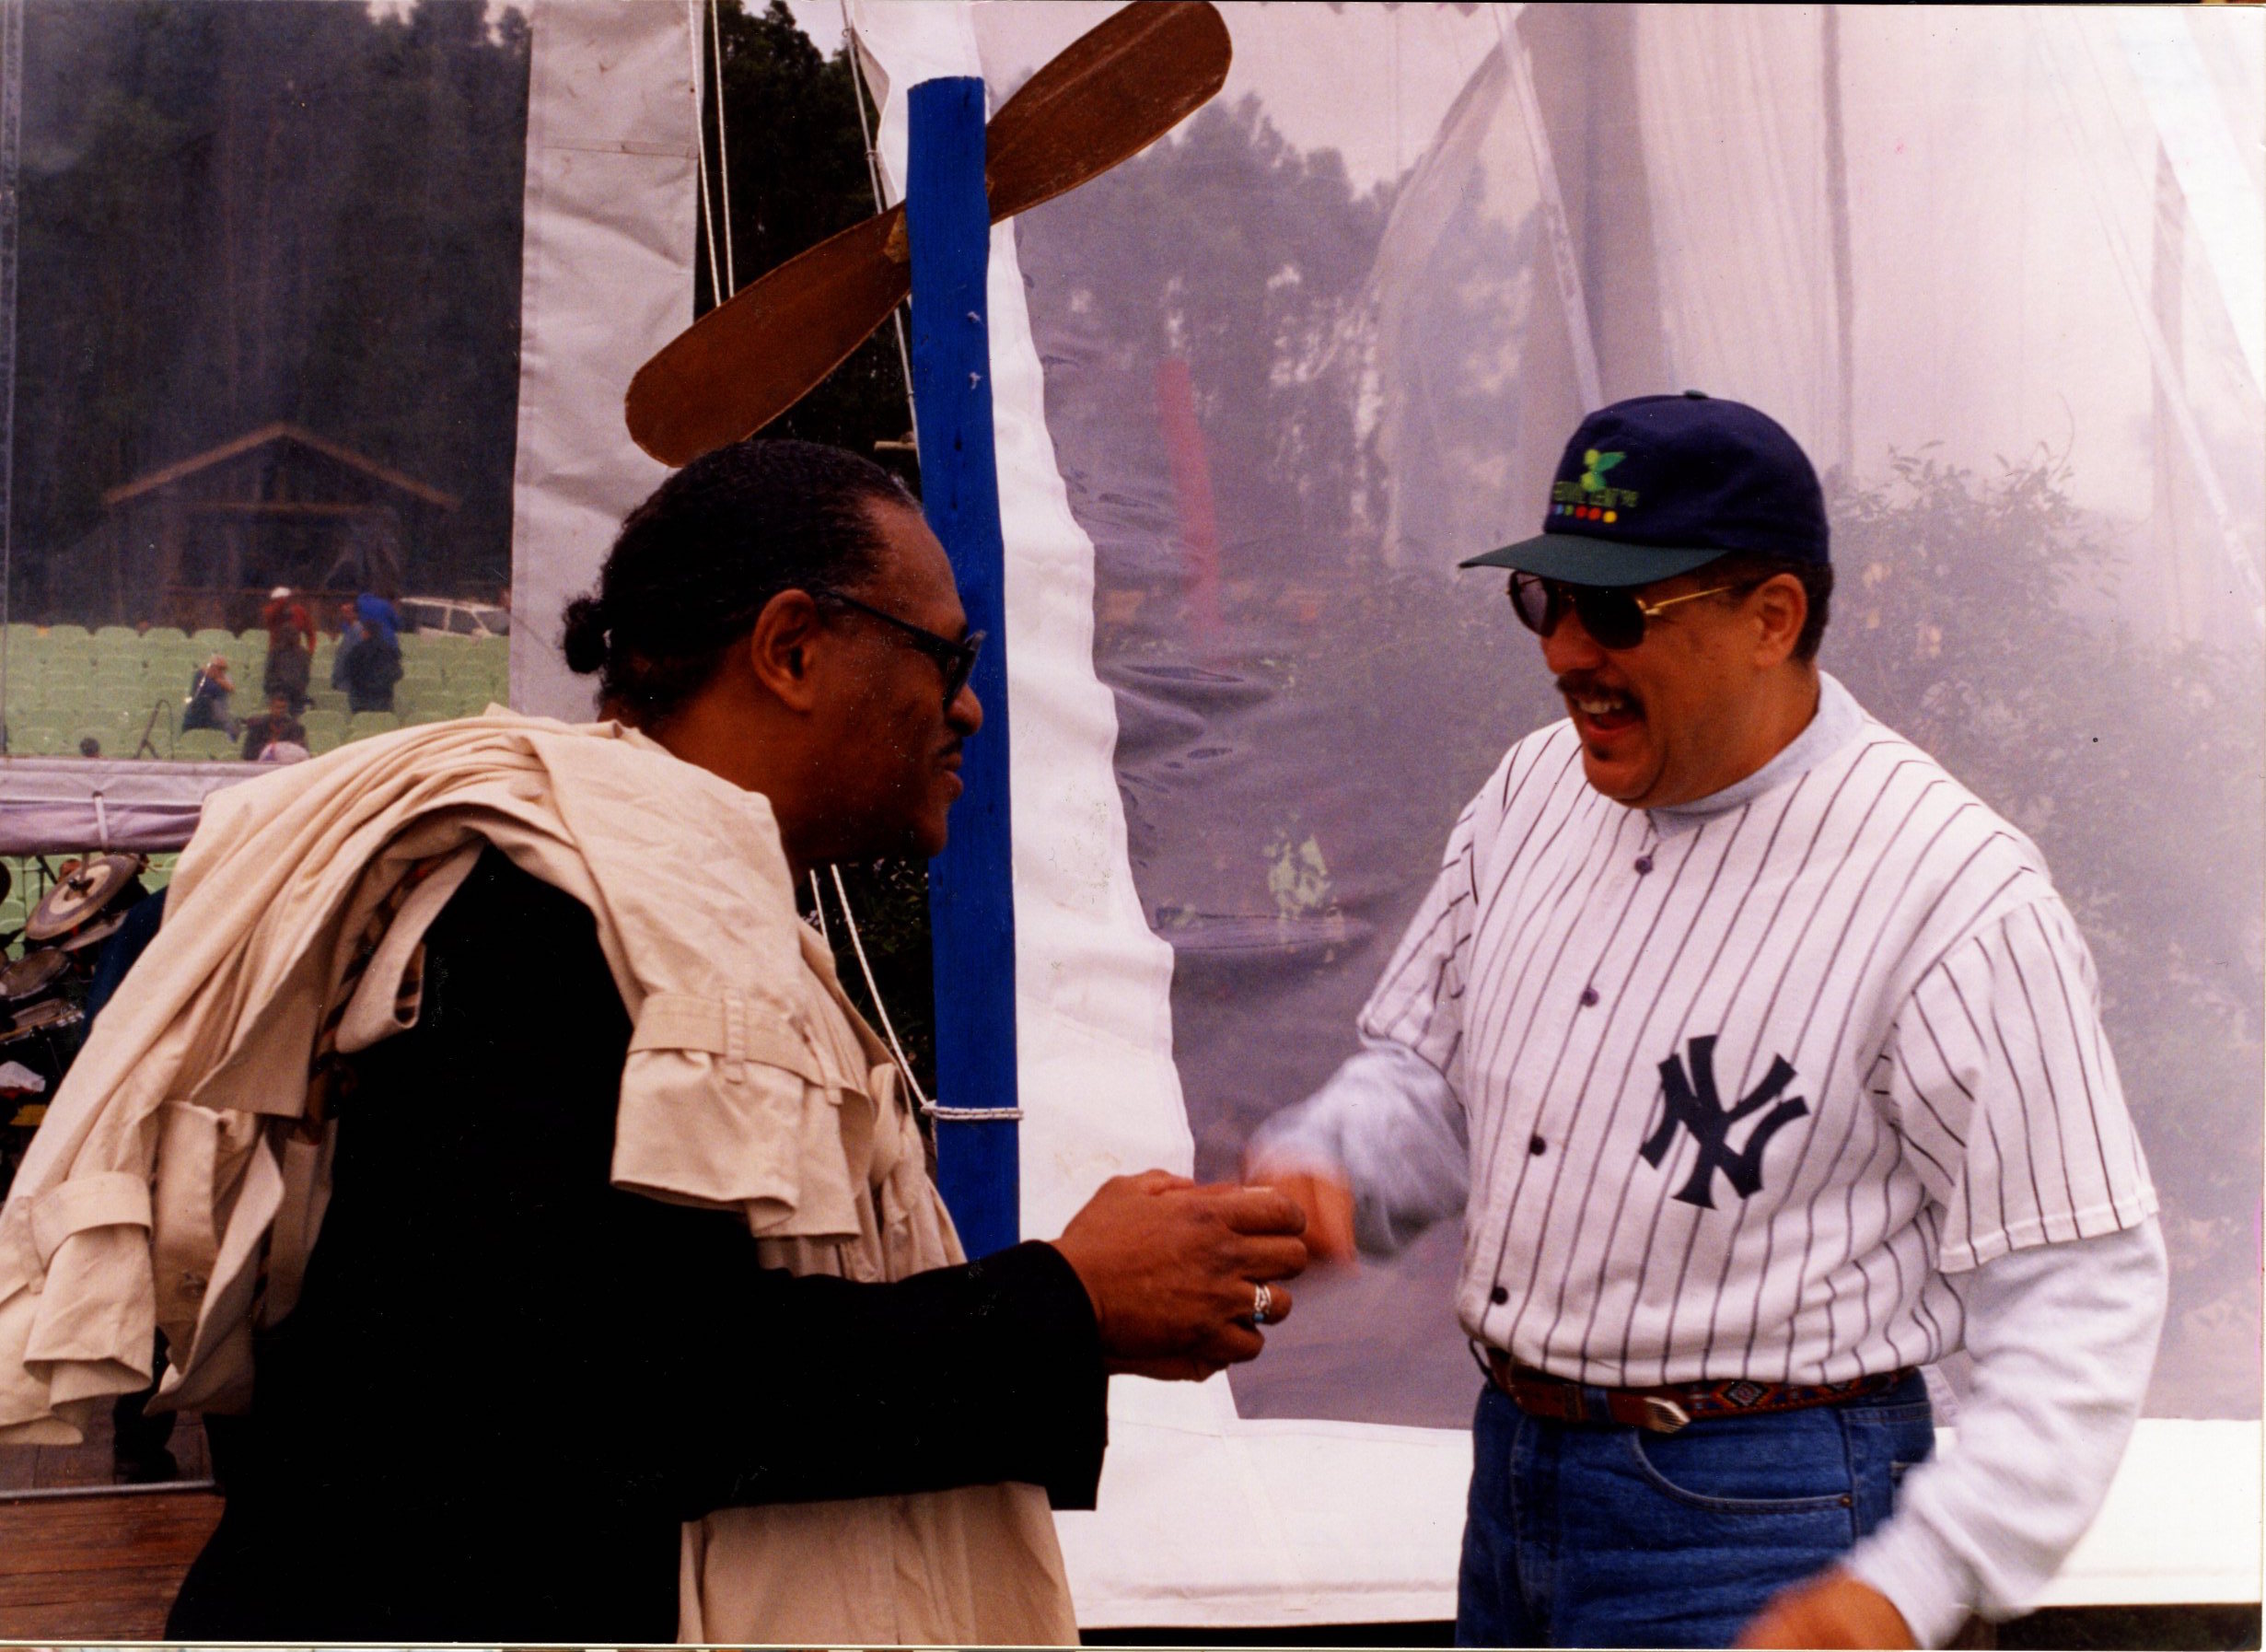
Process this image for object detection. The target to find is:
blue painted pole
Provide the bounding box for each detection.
[906,76,1019,1259]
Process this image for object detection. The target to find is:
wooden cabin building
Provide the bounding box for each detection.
[95,425,460,631]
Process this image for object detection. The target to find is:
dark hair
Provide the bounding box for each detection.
[1702,551,1834,662]
[563,438,915,725]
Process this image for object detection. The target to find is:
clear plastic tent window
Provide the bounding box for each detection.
[0,1,527,766]
[970,0,2260,1421]
[851,0,2261,1621]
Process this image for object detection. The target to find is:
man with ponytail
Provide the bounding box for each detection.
[0,440,1306,1646]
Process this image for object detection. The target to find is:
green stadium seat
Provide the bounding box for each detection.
[300,710,347,753]
[345,711,401,742]
[173,727,236,762]
[10,721,68,757]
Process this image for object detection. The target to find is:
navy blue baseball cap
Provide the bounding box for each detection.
[1460,391,1829,587]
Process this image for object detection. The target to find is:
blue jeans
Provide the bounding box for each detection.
[1456,1372,1935,1648]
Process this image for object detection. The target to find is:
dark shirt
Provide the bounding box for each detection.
[168,849,1106,1642]
[342,626,400,712]
[180,670,232,734]
[238,712,305,762]
[85,886,163,1024]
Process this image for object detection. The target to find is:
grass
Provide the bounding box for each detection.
[0,623,507,760]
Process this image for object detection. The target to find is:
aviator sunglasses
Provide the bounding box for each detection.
[1506,570,1748,652]
[813,589,985,711]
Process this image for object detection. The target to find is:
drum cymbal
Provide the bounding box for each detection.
[58,910,127,953]
[26,855,138,942]
[0,948,69,1002]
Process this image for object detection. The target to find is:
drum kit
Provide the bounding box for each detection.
[0,853,147,1188]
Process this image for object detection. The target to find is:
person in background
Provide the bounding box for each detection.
[260,587,317,714]
[76,738,100,760]
[355,589,401,650]
[181,656,236,736]
[240,693,306,762]
[331,602,361,694]
[343,591,402,714]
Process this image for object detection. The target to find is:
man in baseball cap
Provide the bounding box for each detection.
[1251,394,2166,1646]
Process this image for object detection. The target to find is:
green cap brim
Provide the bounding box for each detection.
[1458,531,1725,587]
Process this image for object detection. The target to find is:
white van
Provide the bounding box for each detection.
[399,598,511,639]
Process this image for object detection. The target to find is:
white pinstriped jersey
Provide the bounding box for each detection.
[1359,680,2156,1388]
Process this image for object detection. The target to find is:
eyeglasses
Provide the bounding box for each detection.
[813,589,984,710]
[1506,572,1746,651]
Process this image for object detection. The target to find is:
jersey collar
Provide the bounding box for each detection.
[1646,671,1865,838]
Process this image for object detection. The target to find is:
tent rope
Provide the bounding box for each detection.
[806,867,830,946]
[824,863,947,1116]
[708,0,736,296]
[841,3,917,436]
[822,10,982,1123]
[686,0,724,308]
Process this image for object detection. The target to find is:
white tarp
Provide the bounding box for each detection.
[848,0,2262,1626]
[0,757,258,856]
[508,0,696,723]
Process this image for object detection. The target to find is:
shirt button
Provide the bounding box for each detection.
[1633,855,1654,875]
[1490,1285,1510,1305]
[1579,985,1599,1007]
[1528,1134,1547,1157]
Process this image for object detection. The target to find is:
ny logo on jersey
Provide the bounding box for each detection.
[1640,1035,1810,1209]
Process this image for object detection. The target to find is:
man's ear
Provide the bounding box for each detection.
[1750,574,1808,669]
[747,589,828,712]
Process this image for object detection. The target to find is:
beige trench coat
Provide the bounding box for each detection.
[0,712,1075,1645]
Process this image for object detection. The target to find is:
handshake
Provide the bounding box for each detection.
[1044,1159,1359,1382]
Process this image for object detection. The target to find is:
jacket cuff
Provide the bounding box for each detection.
[973,1239,1109,1509]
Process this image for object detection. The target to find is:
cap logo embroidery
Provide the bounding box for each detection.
[1550,448,1637,522]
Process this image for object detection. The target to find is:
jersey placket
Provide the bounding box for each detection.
[1473,815,1691,1360]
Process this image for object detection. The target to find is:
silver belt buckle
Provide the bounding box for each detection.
[1641,1396,1691,1434]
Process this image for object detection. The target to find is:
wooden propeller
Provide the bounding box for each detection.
[623,1,1232,468]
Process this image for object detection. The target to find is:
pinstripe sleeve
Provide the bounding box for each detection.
[1354,800,1482,1073]
[1248,802,1485,1255]
[1881,897,2156,1273]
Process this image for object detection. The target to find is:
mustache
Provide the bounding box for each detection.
[1555,671,1634,702]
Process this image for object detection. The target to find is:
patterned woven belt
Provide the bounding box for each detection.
[1481,1344,1912,1435]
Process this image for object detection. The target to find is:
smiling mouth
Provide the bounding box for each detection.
[1563,682,1643,736]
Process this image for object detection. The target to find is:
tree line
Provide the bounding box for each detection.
[14,0,529,620]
